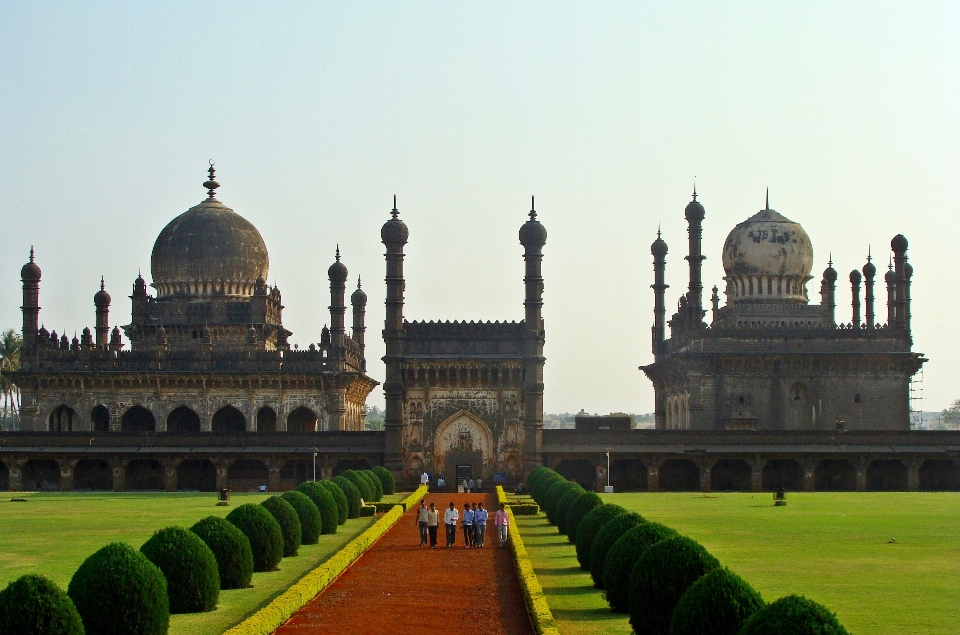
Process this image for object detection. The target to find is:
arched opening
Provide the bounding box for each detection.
[212,406,247,434]
[121,406,156,432]
[762,459,804,491]
[814,459,856,491]
[920,459,960,491]
[555,459,596,490]
[177,459,216,491]
[409,422,423,447]
[23,459,61,491]
[867,459,907,491]
[0,461,8,491]
[280,460,312,489]
[257,406,277,432]
[659,459,699,492]
[228,460,268,491]
[49,405,77,432]
[167,406,201,433]
[610,459,647,492]
[711,459,752,492]
[287,407,318,432]
[333,459,370,476]
[503,422,519,446]
[74,460,112,490]
[91,405,110,432]
[124,459,164,490]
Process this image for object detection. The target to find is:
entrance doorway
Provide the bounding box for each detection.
[456,464,472,487]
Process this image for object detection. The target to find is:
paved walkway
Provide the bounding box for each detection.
[275,493,534,635]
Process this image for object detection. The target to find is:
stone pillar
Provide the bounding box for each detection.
[646,460,659,493]
[803,458,816,492]
[907,457,921,492]
[60,459,77,492]
[267,459,282,492]
[111,459,125,492]
[751,457,763,493]
[215,460,230,491]
[594,463,607,493]
[855,458,868,492]
[163,460,178,492]
[699,460,712,493]
[7,459,24,492]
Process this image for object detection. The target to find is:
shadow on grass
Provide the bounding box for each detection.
[542,585,604,596]
[551,607,625,622]
[538,566,591,576]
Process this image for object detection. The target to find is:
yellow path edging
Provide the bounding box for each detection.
[497,485,562,635]
[222,485,427,635]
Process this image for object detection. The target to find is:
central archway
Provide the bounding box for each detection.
[121,406,156,432]
[212,406,246,434]
[434,410,493,485]
[167,406,201,433]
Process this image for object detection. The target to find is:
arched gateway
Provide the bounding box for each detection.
[434,411,494,485]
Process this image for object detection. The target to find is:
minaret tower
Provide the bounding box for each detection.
[351,277,367,370]
[820,255,837,326]
[849,269,862,329]
[20,248,41,361]
[651,228,668,359]
[381,196,409,473]
[328,246,348,349]
[891,235,909,333]
[94,277,111,348]
[519,196,547,474]
[863,249,876,330]
[684,185,706,325]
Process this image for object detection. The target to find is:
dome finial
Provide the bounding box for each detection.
[391,194,399,219]
[765,187,769,210]
[828,251,833,268]
[203,160,220,198]
[357,276,362,289]
[692,179,697,201]
[336,244,341,262]
[888,254,893,271]
[530,195,537,220]
[867,245,872,263]
[657,222,661,238]
[29,246,35,262]
[100,276,105,291]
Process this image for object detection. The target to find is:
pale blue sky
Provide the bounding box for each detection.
[1,1,958,414]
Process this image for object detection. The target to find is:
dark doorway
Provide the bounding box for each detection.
[74,460,112,490]
[610,459,648,492]
[91,405,110,432]
[867,460,907,491]
[125,459,164,490]
[711,459,752,492]
[280,460,311,489]
[228,460,268,491]
[815,459,856,491]
[659,459,700,491]
[287,407,318,432]
[23,459,60,491]
[762,459,804,491]
[456,464,472,484]
[555,459,596,490]
[257,406,277,432]
[49,405,77,432]
[167,406,201,433]
[212,406,246,434]
[333,459,370,476]
[121,406,156,432]
[0,462,7,490]
[919,459,960,491]
[178,460,216,491]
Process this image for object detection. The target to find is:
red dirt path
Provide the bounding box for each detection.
[274,493,534,635]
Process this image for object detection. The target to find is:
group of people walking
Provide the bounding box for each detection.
[415,500,509,549]
[419,472,483,493]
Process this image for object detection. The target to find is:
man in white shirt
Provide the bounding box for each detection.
[415,500,430,546]
[443,502,459,547]
[420,471,429,490]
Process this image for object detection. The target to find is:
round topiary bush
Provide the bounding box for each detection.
[527,466,550,495]
[738,595,850,635]
[575,504,627,570]
[67,542,169,635]
[589,511,646,588]
[225,504,284,572]
[373,465,396,495]
[317,480,348,524]
[555,484,586,535]
[565,490,603,543]
[362,469,384,501]
[532,472,562,505]
[331,475,362,518]
[261,496,302,557]
[190,516,254,590]
[603,522,679,613]
[627,535,720,635]
[669,567,765,635]
[341,469,373,503]
[140,526,220,614]
[294,481,339,535]
[281,490,323,544]
[0,574,84,635]
[544,479,580,524]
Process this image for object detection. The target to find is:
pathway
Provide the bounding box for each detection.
[274,493,534,635]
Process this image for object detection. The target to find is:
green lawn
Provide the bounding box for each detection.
[516,492,960,635]
[0,492,378,635]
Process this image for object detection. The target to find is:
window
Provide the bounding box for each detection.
[854,394,862,404]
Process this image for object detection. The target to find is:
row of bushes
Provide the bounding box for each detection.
[0,467,399,635]
[527,467,851,635]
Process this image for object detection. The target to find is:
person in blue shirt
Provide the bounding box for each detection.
[473,502,488,548]
[461,503,474,548]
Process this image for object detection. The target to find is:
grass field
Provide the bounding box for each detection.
[0,491,390,634]
[516,492,960,635]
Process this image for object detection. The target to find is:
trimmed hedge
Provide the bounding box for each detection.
[341,470,373,505]
[555,485,586,535]
[738,595,850,635]
[0,574,84,635]
[669,567,765,635]
[359,505,376,517]
[527,466,552,497]
[331,476,362,519]
[140,526,220,614]
[575,504,627,570]
[603,522,679,613]
[293,482,339,535]
[261,496,303,557]
[317,480,349,524]
[565,490,602,543]
[509,503,540,515]
[372,465,397,495]
[280,491,323,545]
[67,542,169,635]
[225,504,284,572]
[362,469,384,501]
[190,516,254,590]
[543,479,580,524]
[628,535,720,635]
[532,472,563,505]
[589,511,646,588]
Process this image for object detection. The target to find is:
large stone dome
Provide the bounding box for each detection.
[721,207,813,304]
[151,197,269,298]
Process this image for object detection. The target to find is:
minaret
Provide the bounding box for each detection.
[891,235,908,332]
[904,261,913,339]
[885,256,896,327]
[94,277,111,348]
[849,269,862,329]
[519,196,547,474]
[650,229,668,358]
[20,248,41,360]
[820,255,837,326]
[381,196,409,473]
[328,246,348,349]
[131,272,149,325]
[351,277,367,368]
[684,186,706,323]
[863,249,876,330]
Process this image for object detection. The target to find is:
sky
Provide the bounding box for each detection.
[1,1,958,415]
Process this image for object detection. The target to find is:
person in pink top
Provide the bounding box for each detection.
[494,502,510,548]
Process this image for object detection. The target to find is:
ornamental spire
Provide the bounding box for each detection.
[391,194,399,219]
[529,195,537,221]
[765,187,769,210]
[203,160,220,198]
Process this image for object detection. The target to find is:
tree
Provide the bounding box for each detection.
[941,400,960,429]
[0,330,21,431]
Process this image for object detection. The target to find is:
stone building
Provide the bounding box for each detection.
[381,197,546,486]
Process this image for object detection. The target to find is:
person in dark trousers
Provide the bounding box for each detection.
[415,500,429,546]
[470,502,479,545]
[426,503,439,548]
[461,503,474,548]
[444,502,459,547]
[474,502,488,547]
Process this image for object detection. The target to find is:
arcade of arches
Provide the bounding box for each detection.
[43,403,323,433]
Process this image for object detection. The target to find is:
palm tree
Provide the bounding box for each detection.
[0,329,22,431]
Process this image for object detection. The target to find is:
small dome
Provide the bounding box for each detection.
[328,248,348,282]
[381,197,409,245]
[38,325,49,339]
[885,266,896,282]
[849,269,862,283]
[891,234,908,253]
[519,198,547,248]
[94,278,111,307]
[21,249,41,282]
[684,198,705,222]
[905,262,913,278]
[823,263,837,282]
[863,260,876,277]
[651,233,668,258]
[351,279,367,305]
